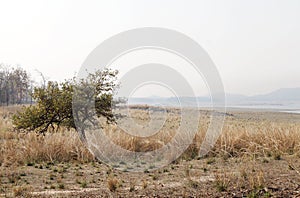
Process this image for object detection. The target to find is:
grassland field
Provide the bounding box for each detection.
[1,105,300,197]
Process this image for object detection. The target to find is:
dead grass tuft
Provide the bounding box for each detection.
[107,176,119,192]
[12,185,32,197]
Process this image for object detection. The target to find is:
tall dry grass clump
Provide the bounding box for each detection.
[213,120,300,158]
[0,130,94,166]
[0,106,93,166]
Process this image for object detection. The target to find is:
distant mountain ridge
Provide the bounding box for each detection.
[125,87,300,108]
[245,87,300,102]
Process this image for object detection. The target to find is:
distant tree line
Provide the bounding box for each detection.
[0,64,33,106]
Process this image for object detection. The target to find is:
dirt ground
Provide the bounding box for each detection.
[1,155,300,197]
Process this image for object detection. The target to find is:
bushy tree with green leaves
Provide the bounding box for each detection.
[13,69,118,134]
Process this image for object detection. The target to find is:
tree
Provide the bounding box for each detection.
[13,69,118,134]
[0,64,31,105]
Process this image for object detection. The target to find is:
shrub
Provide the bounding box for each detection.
[12,69,118,134]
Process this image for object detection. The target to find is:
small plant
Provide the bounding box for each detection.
[58,183,65,189]
[207,158,216,165]
[187,179,199,189]
[119,161,126,165]
[142,180,148,189]
[247,190,259,198]
[264,192,272,197]
[129,181,135,192]
[106,168,112,175]
[273,153,281,160]
[240,169,248,180]
[262,158,269,163]
[49,174,55,180]
[247,189,270,198]
[112,164,120,168]
[152,174,158,181]
[26,162,35,166]
[107,177,118,192]
[96,168,101,174]
[80,181,87,188]
[215,182,227,192]
[8,173,21,184]
[184,165,191,178]
[58,167,66,173]
[249,170,265,189]
[76,179,81,184]
[214,172,231,192]
[75,171,83,176]
[13,186,30,197]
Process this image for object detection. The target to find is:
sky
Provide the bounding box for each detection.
[0,0,300,97]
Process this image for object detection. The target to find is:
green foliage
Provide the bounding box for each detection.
[13,69,118,134]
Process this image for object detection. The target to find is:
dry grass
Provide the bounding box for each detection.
[214,119,300,158]
[0,130,94,166]
[12,185,32,197]
[0,106,94,166]
[1,106,300,167]
[102,108,300,160]
[107,176,119,192]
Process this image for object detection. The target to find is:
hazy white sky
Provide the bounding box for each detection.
[0,0,300,96]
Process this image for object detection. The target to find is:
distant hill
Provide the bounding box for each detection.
[123,87,300,108]
[246,88,300,102]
